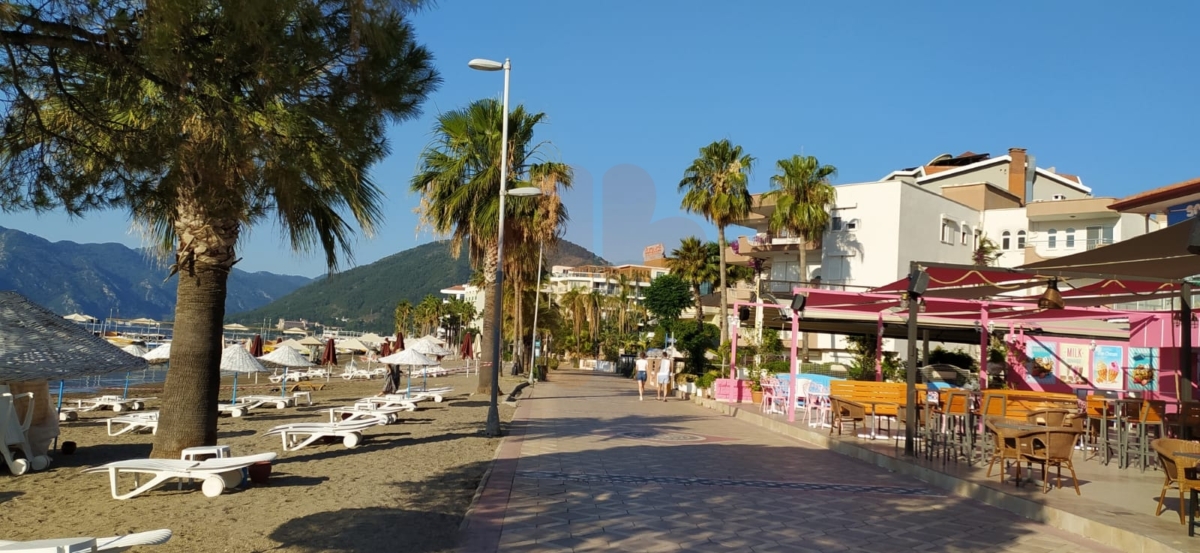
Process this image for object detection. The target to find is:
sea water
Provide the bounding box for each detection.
[50,365,171,396]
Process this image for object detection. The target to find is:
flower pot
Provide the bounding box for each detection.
[751,390,763,404]
[248,461,272,485]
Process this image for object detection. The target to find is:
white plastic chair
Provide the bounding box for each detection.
[804,383,832,428]
[2,391,50,475]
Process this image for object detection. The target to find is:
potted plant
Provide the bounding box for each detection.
[749,369,766,405]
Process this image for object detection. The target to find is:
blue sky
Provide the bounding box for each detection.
[5,1,1200,277]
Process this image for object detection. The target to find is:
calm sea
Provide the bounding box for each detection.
[50,365,171,396]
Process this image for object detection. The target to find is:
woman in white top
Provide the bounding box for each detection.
[634,352,649,401]
[656,353,672,401]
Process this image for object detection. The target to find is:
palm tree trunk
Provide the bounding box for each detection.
[151,208,238,459]
[693,284,703,322]
[478,246,500,396]
[717,226,729,342]
[512,282,523,376]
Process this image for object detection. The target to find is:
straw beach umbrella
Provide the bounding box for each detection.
[142,343,171,364]
[377,348,436,397]
[258,345,313,398]
[221,344,268,403]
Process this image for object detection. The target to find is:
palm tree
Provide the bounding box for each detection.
[679,140,754,341]
[764,155,837,362]
[394,300,413,335]
[412,98,572,398]
[669,237,712,321]
[0,2,438,457]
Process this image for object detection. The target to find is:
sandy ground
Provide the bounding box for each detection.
[0,369,517,553]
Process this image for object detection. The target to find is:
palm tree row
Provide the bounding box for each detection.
[679,140,837,349]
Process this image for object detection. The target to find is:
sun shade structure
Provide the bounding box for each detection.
[62,313,96,323]
[221,344,269,403]
[1022,219,1200,281]
[0,291,148,381]
[121,344,148,357]
[222,323,250,331]
[378,348,436,396]
[258,345,313,368]
[142,343,171,363]
[297,335,323,347]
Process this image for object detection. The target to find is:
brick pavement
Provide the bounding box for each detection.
[460,371,1120,552]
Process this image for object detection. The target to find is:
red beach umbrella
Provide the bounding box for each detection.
[460,331,473,359]
[251,334,264,357]
[395,332,405,351]
[380,341,391,357]
[322,338,338,366]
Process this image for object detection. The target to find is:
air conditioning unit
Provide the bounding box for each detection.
[1052,194,1067,201]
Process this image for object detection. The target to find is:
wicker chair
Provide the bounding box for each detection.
[1019,427,1082,494]
[985,420,1026,484]
[1151,438,1200,524]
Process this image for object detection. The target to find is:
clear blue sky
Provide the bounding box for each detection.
[5,1,1199,277]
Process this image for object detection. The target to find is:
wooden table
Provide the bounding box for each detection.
[855,399,901,440]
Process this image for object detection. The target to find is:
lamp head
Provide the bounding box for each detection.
[468,58,504,71]
[506,186,543,197]
[1037,279,1065,310]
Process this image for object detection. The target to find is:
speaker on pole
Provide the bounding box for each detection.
[790,295,806,313]
[738,306,751,322]
[907,268,930,298]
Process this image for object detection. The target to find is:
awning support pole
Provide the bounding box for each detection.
[1181,283,1194,402]
[788,308,799,423]
[905,264,921,457]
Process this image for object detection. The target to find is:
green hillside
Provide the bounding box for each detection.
[229,239,605,332]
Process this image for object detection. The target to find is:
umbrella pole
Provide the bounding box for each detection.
[54,380,65,450]
[281,367,288,398]
[122,372,130,399]
[232,373,239,404]
[406,365,412,398]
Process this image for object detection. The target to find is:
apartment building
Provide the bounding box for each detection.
[727,147,1158,360]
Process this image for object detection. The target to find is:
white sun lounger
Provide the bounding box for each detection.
[0,528,172,552]
[235,395,295,409]
[218,401,262,418]
[76,395,156,413]
[329,404,408,425]
[409,387,453,403]
[106,411,159,436]
[3,391,50,475]
[359,395,426,412]
[262,420,381,451]
[82,453,277,500]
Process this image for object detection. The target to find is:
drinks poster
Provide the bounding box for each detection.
[1092,345,1124,390]
[1026,341,1057,385]
[1127,347,1158,392]
[1057,343,1089,386]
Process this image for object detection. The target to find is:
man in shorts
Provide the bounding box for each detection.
[656,352,672,401]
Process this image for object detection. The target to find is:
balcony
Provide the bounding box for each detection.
[760,279,872,296]
[1085,238,1114,251]
[735,233,820,255]
[1026,197,1118,222]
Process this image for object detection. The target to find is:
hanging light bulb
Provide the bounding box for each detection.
[1037,279,1065,310]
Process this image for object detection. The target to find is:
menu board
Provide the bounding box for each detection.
[1057,343,1089,386]
[1092,345,1124,390]
[1127,347,1158,392]
[1026,341,1058,385]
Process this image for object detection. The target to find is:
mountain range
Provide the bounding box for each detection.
[0,226,311,320]
[228,239,606,332]
[0,225,606,329]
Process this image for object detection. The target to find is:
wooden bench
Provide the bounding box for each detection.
[980,390,1078,422]
[829,381,925,436]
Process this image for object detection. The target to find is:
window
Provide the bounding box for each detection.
[1001,231,1011,250]
[845,219,859,231]
[831,216,843,231]
[941,219,955,244]
[973,229,981,249]
[961,226,969,245]
[1065,228,1075,248]
[1047,229,1057,249]
[1017,230,1027,249]
[1052,194,1067,201]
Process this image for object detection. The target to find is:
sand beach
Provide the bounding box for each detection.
[0,371,514,552]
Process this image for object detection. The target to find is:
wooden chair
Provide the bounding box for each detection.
[985,420,1025,484]
[1151,438,1200,524]
[1020,427,1083,495]
[829,397,865,436]
[1171,401,1200,440]
[1126,400,1168,471]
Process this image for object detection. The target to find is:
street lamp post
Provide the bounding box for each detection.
[469,57,543,437]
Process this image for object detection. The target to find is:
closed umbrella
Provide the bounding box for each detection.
[250,335,264,357]
[221,344,268,403]
[460,332,473,359]
[257,345,313,398]
[380,341,391,358]
[322,338,338,366]
[377,348,436,397]
[395,332,404,351]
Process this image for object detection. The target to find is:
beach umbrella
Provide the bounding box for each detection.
[142,343,171,363]
[223,323,250,331]
[119,344,148,399]
[62,313,96,323]
[408,336,452,358]
[395,332,405,351]
[258,345,313,398]
[377,348,435,397]
[250,335,264,357]
[460,331,473,359]
[221,344,268,403]
[322,339,337,366]
[380,341,391,357]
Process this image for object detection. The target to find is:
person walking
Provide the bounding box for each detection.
[656,352,672,401]
[634,352,649,401]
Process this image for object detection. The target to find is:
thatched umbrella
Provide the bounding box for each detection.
[142,343,171,364]
[221,344,268,403]
[0,291,148,469]
[378,348,436,397]
[258,345,313,398]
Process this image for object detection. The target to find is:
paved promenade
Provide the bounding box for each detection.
[460,371,1119,552]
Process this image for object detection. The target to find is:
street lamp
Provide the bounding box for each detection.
[470,56,543,437]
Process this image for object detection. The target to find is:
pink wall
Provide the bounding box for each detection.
[1002,313,1199,403]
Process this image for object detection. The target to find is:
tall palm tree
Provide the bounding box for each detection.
[679,140,754,341]
[764,154,837,362]
[0,1,438,457]
[394,300,414,335]
[412,98,571,398]
[560,288,585,342]
[669,237,712,321]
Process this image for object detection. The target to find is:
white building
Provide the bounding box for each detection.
[439,284,485,330]
[727,147,1162,361]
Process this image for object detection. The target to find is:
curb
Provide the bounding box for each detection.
[458,440,502,532]
[692,397,1189,553]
